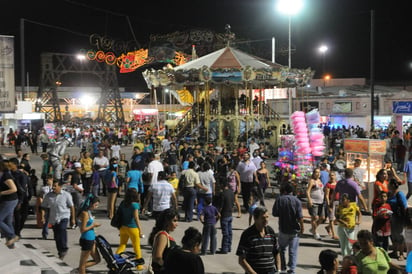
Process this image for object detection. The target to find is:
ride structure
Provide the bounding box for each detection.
[36,52,124,124]
[142,33,313,146]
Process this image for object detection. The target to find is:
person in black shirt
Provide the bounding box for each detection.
[237,207,279,274]
[9,157,32,238]
[179,142,193,166]
[0,159,19,247]
[131,146,146,171]
[164,227,204,274]
[166,143,179,175]
[217,181,234,254]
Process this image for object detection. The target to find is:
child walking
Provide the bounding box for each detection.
[200,196,220,255]
[248,187,260,226]
[371,191,392,250]
[335,193,361,256]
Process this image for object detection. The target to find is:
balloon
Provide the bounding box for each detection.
[305,109,320,123]
[294,127,308,133]
[291,111,305,118]
[312,150,324,156]
[292,116,305,122]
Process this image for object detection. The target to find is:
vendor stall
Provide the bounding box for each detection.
[344,138,386,183]
[344,138,386,208]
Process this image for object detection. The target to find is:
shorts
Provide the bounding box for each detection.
[79,238,95,251]
[327,201,339,220]
[308,203,325,217]
[107,188,118,193]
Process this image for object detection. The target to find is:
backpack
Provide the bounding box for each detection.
[178,174,188,191]
[9,171,28,200]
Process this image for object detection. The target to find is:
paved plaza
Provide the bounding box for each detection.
[0,143,407,273]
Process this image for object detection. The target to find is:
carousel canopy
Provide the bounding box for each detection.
[142,46,313,89]
[175,47,280,70]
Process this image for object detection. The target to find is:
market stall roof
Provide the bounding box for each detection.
[174,46,282,70]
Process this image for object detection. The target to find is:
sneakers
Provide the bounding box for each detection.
[314,233,321,240]
[69,268,79,274]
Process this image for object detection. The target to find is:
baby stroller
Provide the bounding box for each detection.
[95,235,145,274]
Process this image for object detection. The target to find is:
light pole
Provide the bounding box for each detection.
[276,0,303,68]
[318,44,328,77]
[277,0,303,116]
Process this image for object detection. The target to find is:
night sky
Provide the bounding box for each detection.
[1,0,411,91]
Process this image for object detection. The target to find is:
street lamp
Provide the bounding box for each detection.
[276,0,303,117]
[276,0,303,68]
[318,44,328,76]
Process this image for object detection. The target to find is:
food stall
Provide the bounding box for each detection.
[344,138,386,207]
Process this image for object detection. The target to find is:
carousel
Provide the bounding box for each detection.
[142,37,313,148]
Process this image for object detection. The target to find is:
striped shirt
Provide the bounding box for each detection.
[236,225,278,273]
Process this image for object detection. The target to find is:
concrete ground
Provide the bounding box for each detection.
[0,143,408,273]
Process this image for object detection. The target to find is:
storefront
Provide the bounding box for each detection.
[329,115,368,129]
[373,116,392,130]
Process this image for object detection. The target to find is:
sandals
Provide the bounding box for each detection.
[325,226,332,236]
[6,235,19,247]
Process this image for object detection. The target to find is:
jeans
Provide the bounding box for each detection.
[337,226,355,256]
[92,184,99,197]
[278,231,300,273]
[14,198,29,237]
[42,211,49,238]
[169,164,179,176]
[220,216,233,252]
[98,170,107,195]
[241,182,253,211]
[201,223,217,254]
[183,187,196,222]
[0,199,18,239]
[142,185,152,212]
[407,181,412,200]
[53,218,69,256]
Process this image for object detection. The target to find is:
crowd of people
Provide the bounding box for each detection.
[0,122,412,274]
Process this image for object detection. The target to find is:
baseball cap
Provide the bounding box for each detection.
[74,162,82,168]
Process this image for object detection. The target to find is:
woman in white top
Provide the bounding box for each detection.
[306,167,325,240]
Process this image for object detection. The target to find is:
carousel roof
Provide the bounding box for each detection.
[174,46,282,71]
[142,45,314,89]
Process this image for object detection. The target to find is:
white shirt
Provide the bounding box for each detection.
[249,142,260,154]
[252,156,263,169]
[149,180,174,212]
[111,145,121,159]
[161,139,171,152]
[93,156,109,171]
[147,160,164,185]
[197,170,215,195]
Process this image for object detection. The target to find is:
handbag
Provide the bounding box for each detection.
[110,202,123,229]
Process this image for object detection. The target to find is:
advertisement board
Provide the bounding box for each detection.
[0,35,15,112]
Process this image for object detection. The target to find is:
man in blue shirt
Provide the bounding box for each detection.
[272,183,304,274]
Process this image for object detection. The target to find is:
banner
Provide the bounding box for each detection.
[0,35,15,112]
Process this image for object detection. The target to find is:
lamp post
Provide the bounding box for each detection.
[318,44,328,77]
[277,0,303,117]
